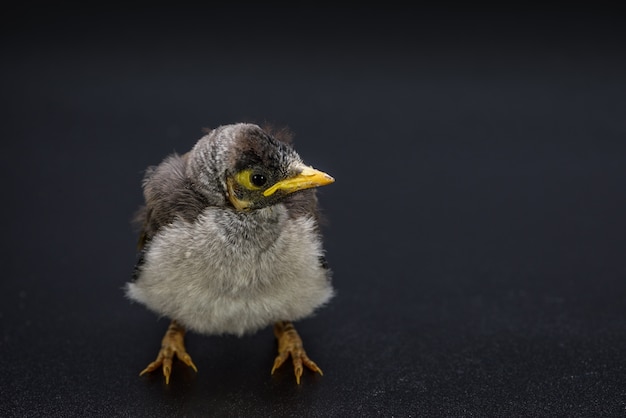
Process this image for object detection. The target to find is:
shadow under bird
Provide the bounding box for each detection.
[125,123,335,384]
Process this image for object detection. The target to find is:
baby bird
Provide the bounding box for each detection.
[126,123,335,384]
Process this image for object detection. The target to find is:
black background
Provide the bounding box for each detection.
[2,4,626,417]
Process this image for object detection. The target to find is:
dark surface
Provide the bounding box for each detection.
[2,5,626,417]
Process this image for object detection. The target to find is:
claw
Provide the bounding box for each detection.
[272,321,323,384]
[139,321,197,384]
[139,360,161,376]
[180,353,198,372]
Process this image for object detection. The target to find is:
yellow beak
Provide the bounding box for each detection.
[263,165,335,197]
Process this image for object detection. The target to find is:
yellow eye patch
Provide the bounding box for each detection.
[234,169,267,190]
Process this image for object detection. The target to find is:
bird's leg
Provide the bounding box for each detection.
[271,321,323,384]
[139,320,197,384]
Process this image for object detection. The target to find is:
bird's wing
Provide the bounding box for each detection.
[132,152,210,281]
[284,188,331,271]
[134,152,209,250]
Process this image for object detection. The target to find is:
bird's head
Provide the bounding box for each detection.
[187,123,334,211]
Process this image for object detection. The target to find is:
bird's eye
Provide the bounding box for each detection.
[250,173,267,187]
[234,169,268,190]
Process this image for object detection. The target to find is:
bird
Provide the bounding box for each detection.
[125,122,335,385]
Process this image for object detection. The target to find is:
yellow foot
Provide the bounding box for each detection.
[271,321,323,384]
[139,320,198,384]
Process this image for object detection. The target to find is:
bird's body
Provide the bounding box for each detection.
[126,123,334,384]
[127,196,332,336]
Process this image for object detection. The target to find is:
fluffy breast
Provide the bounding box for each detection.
[125,205,334,336]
